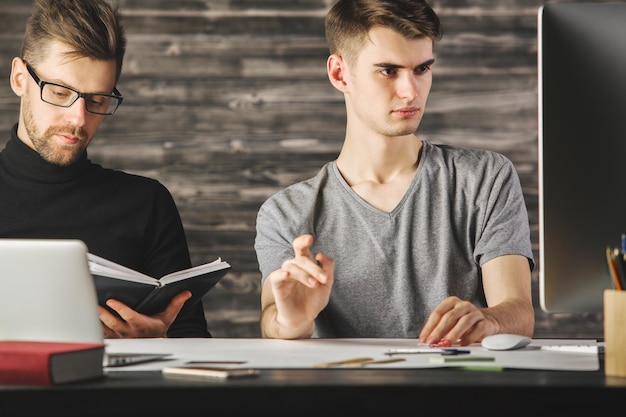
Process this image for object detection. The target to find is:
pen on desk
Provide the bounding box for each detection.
[313,357,373,368]
[344,358,406,367]
[441,349,471,356]
[385,348,470,356]
[429,356,495,364]
[385,348,443,356]
[540,345,600,354]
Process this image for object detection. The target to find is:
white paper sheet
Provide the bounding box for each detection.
[103,338,601,372]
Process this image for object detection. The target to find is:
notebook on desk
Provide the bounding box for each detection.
[0,238,167,367]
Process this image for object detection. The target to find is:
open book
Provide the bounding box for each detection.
[88,253,231,316]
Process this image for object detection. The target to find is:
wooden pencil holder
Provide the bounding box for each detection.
[604,289,626,377]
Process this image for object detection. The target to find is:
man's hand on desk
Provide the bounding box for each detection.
[418,296,499,346]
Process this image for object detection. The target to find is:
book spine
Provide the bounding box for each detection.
[0,353,52,385]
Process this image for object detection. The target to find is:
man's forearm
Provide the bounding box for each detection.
[481,298,535,337]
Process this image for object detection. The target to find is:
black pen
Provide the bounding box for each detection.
[385,348,470,356]
[441,349,471,356]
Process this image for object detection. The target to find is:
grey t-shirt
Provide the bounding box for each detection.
[254,141,534,338]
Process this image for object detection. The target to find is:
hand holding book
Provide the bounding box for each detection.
[88,254,231,316]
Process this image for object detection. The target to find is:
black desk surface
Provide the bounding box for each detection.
[2,356,625,417]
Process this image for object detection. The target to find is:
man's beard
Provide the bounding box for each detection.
[22,98,89,167]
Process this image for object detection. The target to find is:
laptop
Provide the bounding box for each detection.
[0,238,170,367]
[0,238,103,344]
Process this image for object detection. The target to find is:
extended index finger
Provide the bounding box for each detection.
[292,234,314,259]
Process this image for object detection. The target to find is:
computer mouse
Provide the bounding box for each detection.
[481,334,531,351]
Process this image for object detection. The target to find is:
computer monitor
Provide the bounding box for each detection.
[538,3,626,313]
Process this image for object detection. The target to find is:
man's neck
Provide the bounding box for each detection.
[336,134,422,212]
[337,133,421,184]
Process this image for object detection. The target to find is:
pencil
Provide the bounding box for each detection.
[313,357,373,368]
[612,248,625,290]
[606,247,623,291]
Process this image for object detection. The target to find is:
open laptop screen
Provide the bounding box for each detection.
[0,238,103,344]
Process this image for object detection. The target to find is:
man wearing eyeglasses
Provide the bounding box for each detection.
[0,0,210,338]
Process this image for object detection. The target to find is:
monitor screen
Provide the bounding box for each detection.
[538,3,626,313]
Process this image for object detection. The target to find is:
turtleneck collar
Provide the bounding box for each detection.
[1,123,92,183]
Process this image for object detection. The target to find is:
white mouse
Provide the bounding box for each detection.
[481,334,531,351]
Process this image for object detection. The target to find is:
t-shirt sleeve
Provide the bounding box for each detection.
[474,156,535,271]
[254,195,297,284]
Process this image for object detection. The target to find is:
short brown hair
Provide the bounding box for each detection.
[325,0,443,65]
[20,0,126,83]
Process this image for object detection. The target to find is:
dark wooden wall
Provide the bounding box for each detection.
[0,0,614,338]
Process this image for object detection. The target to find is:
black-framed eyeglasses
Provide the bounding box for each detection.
[25,62,123,115]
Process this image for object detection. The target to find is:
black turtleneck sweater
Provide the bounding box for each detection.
[0,124,210,337]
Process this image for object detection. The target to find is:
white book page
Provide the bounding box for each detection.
[160,258,230,284]
[87,253,157,285]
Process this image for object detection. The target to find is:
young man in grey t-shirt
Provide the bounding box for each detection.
[254,0,534,345]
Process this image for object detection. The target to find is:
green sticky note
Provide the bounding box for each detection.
[429,355,495,364]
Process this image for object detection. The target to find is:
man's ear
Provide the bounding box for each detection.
[10,57,27,97]
[326,54,349,93]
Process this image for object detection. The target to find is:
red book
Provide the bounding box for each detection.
[0,340,105,385]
